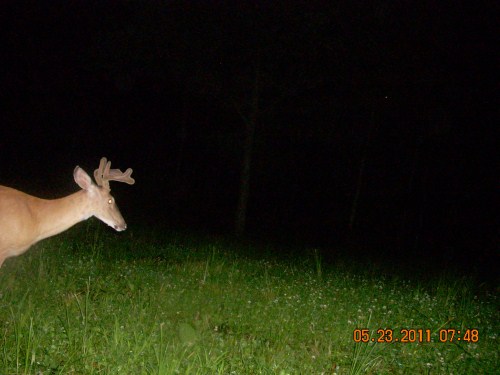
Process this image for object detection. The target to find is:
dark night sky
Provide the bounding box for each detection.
[0,2,496,276]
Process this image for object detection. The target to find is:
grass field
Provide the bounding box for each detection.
[0,221,498,374]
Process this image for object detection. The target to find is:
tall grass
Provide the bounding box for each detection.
[0,222,497,374]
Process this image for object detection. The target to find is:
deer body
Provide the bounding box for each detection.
[0,158,134,268]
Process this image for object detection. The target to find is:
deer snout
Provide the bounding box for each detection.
[114,223,127,231]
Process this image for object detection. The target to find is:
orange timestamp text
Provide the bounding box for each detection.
[353,328,479,343]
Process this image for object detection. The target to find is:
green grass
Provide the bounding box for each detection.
[0,221,498,374]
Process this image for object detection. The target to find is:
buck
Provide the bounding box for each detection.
[0,157,135,268]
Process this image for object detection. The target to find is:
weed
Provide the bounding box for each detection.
[0,229,497,373]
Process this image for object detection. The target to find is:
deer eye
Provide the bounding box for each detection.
[108,198,113,204]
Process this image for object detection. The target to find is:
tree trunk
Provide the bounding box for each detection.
[235,66,260,236]
[349,154,366,232]
[348,109,378,232]
[398,133,423,251]
[170,87,189,211]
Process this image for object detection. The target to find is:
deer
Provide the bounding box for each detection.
[0,157,135,268]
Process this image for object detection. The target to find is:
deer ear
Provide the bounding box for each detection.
[74,166,93,190]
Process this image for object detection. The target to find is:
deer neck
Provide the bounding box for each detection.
[33,190,92,242]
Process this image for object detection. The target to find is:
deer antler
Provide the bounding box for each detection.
[94,157,135,190]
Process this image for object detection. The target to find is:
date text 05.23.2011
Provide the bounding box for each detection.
[353,329,479,343]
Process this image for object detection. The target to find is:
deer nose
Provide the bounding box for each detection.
[114,223,127,231]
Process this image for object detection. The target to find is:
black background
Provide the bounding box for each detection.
[1,2,496,279]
